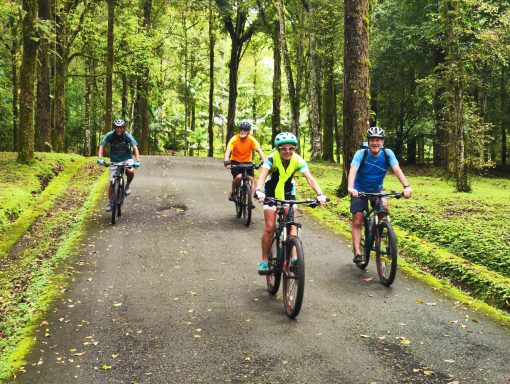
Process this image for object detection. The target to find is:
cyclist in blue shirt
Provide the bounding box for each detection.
[97,119,141,211]
[347,126,412,264]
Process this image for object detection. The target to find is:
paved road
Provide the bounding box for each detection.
[14,156,510,384]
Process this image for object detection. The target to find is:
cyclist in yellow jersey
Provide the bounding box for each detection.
[254,132,327,274]
[224,121,266,201]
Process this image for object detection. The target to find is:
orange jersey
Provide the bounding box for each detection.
[227,134,260,162]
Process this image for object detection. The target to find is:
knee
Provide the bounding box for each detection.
[352,214,363,227]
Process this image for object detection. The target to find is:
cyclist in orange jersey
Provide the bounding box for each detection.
[224,121,266,201]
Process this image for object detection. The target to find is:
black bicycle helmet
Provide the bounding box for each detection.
[238,120,251,131]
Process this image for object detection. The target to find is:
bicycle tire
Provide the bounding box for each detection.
[117,185,123,217]
[111,182,120,224]
[358,216,371,269]
[282,236,305,318]
[243,183,252,226]
[235,185,242,218]
[376,220,398,286]
[266,236,281,295]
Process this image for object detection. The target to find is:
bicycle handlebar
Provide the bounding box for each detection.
[263,196,330,208]
[358,191,403,199]
[229,162,262,170]
[102,160,134,168]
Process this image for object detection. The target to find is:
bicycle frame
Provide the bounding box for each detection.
[358,191,402,285]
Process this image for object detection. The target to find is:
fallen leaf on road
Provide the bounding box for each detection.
[425,302,436,306]
[101,364,111,371]
[245,356,251,361]
[415,299,424,304]
[72,352,86,356]
[360,334,369,338]
[362,277,373,282]
[444,359,455,363]
[113,303,122,307]
[423,370,434,376]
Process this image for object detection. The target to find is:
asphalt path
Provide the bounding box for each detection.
[14,156,510,384]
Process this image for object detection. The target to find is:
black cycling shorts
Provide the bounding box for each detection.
[230,162,254,178]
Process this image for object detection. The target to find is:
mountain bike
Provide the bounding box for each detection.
[357,191,402,286]
[229,163,260,227]
[264,196,327,318]
[102,160,133,224]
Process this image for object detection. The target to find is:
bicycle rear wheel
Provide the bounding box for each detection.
[111,182,120,224]
[282,236,305,318]
[376,220,398,286]
[266,236,281,295]
[358,216,371,269]
[242,183,252,226]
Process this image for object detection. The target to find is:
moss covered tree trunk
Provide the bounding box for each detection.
[272,21,281,145]
[36,0,51,152]
[338,0,370,195]
[18,0,40,164]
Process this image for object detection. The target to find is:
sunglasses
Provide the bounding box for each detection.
[278,146,296,152]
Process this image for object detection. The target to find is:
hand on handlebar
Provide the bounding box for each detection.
[97,158,104,165]
[402,186,412,199]
[224,160,231,169]
[255,189,265,202]
[348,188,359,197]
[316,194,328,205]
[133,161,141,168]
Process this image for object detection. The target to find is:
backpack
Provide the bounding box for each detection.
[359,141,390,170]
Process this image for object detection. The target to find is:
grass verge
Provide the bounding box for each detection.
[0,158,108,381]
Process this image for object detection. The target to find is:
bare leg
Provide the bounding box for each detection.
[261,209,277,261]
[351,212,363,256]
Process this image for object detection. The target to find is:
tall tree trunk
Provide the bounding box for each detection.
[18,0,40,163]
[84,58,91,156]
[338,0,371,195]
[122,74,129,120]
[53,41,67,152]
[207,0,215,157]
[334,84,341,163]
[322,56,335,161]
[215,0,257,141]
[501,66,508,166]
[309,21,321,160]
[433,48,447,168]
[139,0,152,155]
[104,0,114,133]
[271,21,281,145]
[9,15,19,152]
[36,0,51,152]
[442,0,469,191]
[226,35,240,141]
[277,0,304,136]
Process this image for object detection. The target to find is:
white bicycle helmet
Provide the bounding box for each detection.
[113,119,126,128]
[367,126,385,138]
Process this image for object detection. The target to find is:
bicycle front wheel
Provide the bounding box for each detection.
[358,217,371,269]
[282,236,305,318]
[235,187,242,218]
[266,236,281,295]
[111,182,120,224]
[376,220,398,286]
[242,183,252,227]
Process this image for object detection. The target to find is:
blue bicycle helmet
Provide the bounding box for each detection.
[274,132,298,147]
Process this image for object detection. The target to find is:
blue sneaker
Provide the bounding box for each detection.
[258,261,270,275]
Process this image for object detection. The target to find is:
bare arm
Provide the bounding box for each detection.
[98,145,104,159]
[224,149,232,164]
[301,169,323,196]
[131,146,140,162]
[347,165,359,196]
[255,166,269,192]
[256,147,266,162]
[391,164,412,198]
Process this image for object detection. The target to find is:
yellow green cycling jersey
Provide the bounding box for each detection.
[261,151,308,200]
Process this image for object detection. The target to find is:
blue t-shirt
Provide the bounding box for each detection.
[350,148,398,192]
[100,131,138,162]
